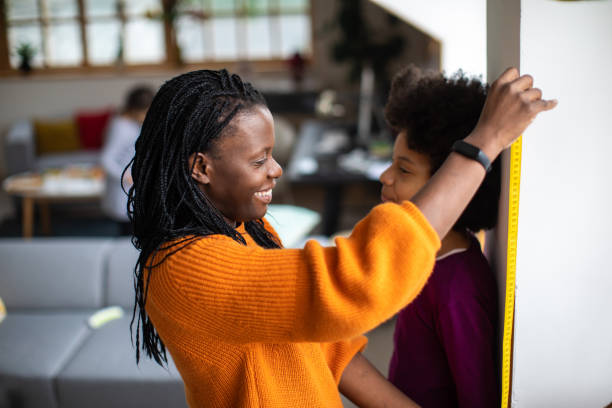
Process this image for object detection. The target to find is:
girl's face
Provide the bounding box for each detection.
[379,130,432,204]
[192,105,282,224]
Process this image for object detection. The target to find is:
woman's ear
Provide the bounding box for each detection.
[188,152,211,185]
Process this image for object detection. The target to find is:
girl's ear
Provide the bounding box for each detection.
[189,152,211,185]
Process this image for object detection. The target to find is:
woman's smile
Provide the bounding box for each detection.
[254,188,273,204]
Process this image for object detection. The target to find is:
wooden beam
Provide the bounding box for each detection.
[77,0,89,67]
[0,0,11,70]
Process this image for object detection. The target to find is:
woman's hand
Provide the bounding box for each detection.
[411,67,557,240]
[467,67,558,160]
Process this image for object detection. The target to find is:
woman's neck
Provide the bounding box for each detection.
[223,216,237,229]
[438,229,471,257]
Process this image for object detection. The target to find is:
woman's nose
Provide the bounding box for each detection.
[269,156,283,179]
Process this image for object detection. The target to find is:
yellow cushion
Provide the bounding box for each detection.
[34,120,81,155]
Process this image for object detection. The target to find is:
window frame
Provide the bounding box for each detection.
[0,0,314,77]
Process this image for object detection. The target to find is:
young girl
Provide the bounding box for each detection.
[382,67,501,407]
[128,68,555,407]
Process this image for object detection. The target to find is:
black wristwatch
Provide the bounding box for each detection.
[451,140,492,172]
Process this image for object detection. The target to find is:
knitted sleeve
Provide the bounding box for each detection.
[146,201,439,344]
[320,336,369,384]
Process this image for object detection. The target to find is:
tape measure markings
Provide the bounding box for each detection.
[501,136,522,408]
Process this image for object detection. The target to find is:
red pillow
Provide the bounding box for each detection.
[75,108,114,150]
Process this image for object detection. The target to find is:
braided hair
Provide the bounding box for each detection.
[127,69,281,366]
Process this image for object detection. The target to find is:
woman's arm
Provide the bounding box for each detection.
[339,352,420,408]
[412,68,557,240]
[147,201,439,344]
[146,68,555,346]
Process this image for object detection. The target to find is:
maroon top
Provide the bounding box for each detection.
[388,237,499,408]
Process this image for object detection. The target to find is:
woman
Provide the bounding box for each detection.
[128,68,555,407]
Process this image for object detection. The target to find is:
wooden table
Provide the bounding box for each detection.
[2,166,104,238]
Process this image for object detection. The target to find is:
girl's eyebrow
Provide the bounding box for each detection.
[398,156,415,164]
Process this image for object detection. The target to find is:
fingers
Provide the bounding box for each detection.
[523,85,558,114]
[522,87,542,101]
[494,68,534,92]
[496,67,520,85]
[532,98,558,113]
[513,74,534,91]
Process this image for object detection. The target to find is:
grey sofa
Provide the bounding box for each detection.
[0,238,187,408]
[3,120,100,176]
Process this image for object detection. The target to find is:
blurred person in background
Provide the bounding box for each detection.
[101,85,155,235]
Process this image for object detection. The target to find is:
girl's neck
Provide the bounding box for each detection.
[438,228,471,257]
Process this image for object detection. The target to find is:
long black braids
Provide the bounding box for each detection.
[127,69,281,366]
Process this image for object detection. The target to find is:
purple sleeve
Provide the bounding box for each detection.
[436,296,499,408]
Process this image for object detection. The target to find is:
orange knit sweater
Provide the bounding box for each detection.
[145,202,440,408]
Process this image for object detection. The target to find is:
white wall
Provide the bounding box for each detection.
[369,0,486,78]
[489,0,612,406]
[0,72,312,133]
[0,74,168,128]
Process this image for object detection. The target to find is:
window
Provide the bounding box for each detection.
[0,0,312,73]
[175,0,311,63]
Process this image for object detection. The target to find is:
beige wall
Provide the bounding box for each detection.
[370,0,487,78]
[311,0,440,90]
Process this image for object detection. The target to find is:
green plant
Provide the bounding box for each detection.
[15,41,37,73]
[15,42,36,60]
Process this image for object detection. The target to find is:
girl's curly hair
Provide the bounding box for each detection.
[385,65,501,232]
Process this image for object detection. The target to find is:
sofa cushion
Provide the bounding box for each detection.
[56,315,187,408]
[0,312,92,408]
[36,150,101,171]
[75,108,113,149]
[34,119,81,155]
[0,238,112,310]
[106,238,139,309]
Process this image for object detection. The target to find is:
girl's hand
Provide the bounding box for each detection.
[339,352,421,408]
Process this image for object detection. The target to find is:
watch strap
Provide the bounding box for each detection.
[451,140,492,172]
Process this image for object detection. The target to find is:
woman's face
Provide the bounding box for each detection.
[379,130,432,204]
[193,105,282,224]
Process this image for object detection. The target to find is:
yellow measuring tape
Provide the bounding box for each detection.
[501,136,522,408]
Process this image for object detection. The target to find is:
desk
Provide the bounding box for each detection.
[286,121,390,236]
[2,166,104,238]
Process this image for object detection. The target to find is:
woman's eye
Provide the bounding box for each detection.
[254,158,267,167]
[399,167,411,174]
